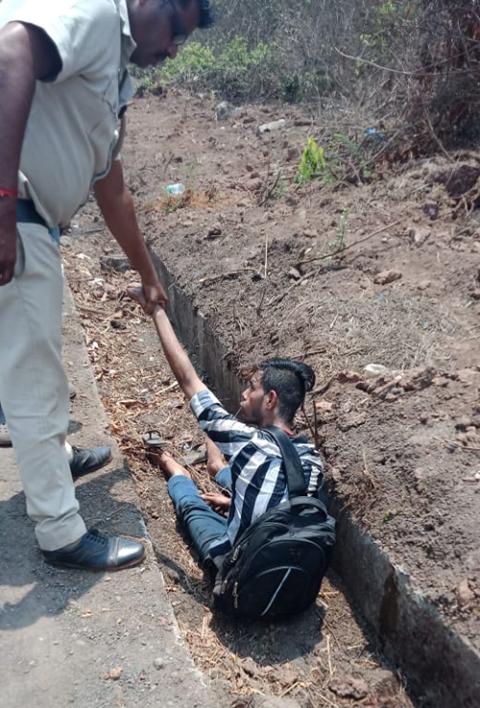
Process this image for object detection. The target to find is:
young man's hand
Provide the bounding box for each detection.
[200,492,231,512]
[127,283,165,313]
[141,280,168,313]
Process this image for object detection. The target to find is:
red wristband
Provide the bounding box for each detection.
[0,187,18,198]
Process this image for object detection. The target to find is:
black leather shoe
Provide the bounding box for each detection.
[43,529,145,571]
[70,445,112,480]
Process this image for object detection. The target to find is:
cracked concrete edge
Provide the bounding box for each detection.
[151,250,480,708]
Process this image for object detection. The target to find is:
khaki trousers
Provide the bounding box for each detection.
[0,221,86,550]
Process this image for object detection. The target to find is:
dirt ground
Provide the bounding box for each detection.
[65,89,479,704]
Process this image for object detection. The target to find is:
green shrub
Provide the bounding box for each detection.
[296,137,335,185]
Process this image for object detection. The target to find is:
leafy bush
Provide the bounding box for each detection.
[296,137,334,185]
[134,35,316,102]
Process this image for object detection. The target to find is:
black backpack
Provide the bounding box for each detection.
[212,426,336,620]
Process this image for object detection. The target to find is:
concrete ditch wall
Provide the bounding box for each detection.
[152,252,480,708]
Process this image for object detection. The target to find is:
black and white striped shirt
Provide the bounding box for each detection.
[190,388,325,559]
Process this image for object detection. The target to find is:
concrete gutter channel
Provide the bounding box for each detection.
[153,253,480,708]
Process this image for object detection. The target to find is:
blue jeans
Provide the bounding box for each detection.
[0,403,5,425]
[167,467,232,564]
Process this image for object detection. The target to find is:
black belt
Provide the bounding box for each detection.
[16,199,60,242]
[16,198,47,226]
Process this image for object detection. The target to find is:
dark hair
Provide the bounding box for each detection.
[258,358,316,423]
[178,0,214,28]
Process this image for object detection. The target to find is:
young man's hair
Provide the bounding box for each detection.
[178,0,214,28]
[258,358,316,423]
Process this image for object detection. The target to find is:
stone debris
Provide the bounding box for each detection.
[456,579,475,608]
[206,224,222,240]
[422,202,439,220]
[356,366,436,400]
[104,666,123,681]
[257,119,287,135]
[288,267,302,280]
[100,255,132,273]
[364,363,392,377]
[374,270,403,285]
[329,675,369,700]
[407,226,431,246]
[215,101,240,121]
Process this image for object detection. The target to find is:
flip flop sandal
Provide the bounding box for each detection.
[142,430,169,450]
[182,444,207,467]
[142,430,170,465]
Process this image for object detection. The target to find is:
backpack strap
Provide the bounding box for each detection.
[265,426,307,497]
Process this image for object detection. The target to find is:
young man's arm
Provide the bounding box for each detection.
[0,22,61,285]
[129,287,258,460]
[128,286,205,399]
[94,160,168,312]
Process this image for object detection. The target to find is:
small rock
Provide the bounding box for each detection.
[329,676,369,700]
[110,319,126,330]
[407,227,431,246]
[288,267,302,280]
[456,578,475,607]
[385,392,399,402]
[364,363,391,377]
[303,229,318,239]
[246,177,263,192]
[241,657,259,678]
[456,431,479,446]
[337,412,367,431]
[285,194,299,207]
[417,280,431,291]
[153,657,165,670]
[374,270,402,285]
[470,289,480,300]
[455,416,472,432]
[215,101,238,121]
[206,224,222,240]
[422,202,439,220]
[257,119,287,135]
[100,255,131,273]
[458,368,478,384]
[419,414,429,424]
[105,666,123,681]
[315,401,334,414]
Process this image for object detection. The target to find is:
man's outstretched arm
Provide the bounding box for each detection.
[128,286,205,400]
[94,160,168,312]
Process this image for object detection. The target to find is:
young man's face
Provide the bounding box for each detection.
[240,372,269,425]
[129,0,200,68]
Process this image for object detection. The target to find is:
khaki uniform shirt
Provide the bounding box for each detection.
[0,0,136,227]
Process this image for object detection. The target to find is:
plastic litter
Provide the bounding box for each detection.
[165,183,186,196]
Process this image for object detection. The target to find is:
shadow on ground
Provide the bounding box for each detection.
[0,466,144,632]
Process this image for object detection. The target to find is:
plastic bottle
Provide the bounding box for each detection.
[165,183,186,196]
